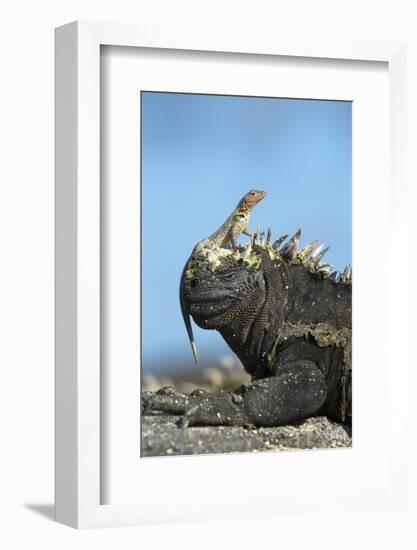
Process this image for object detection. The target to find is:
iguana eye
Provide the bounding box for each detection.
[219,272,237,281]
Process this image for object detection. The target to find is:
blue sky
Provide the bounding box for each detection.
[141,92,352,373]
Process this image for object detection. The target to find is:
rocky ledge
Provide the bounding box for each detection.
[141,409,352,457]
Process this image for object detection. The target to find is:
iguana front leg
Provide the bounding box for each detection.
[143,361,327,428]
[242,362,327,426]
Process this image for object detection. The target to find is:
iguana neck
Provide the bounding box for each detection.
[219,256,289,377]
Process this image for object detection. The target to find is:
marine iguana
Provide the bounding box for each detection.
[145,193,352,428]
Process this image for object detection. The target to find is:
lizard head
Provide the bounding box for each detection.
[237,189,267,213]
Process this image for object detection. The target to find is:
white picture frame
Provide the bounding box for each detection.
[55,21,407,529]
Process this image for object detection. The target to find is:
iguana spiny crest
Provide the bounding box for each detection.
[188,225,352,284]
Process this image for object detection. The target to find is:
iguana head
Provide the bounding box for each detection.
[183,254,266,331]
[178,243,265,365]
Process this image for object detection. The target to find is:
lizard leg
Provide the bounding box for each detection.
[242,361,327,427]
[230,236,238,250]
[242,228,254,238]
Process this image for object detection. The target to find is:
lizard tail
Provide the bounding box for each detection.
[179,260,199,364]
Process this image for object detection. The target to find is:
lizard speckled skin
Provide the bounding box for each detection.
[145,192,352,428]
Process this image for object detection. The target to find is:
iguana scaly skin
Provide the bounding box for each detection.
[147,192,352,428]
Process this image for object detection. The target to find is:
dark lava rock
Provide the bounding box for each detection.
[141,411,351,457]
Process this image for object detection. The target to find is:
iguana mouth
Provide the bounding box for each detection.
[185,286,241,322]
[185,289,241,305]
[189,301,236,320]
